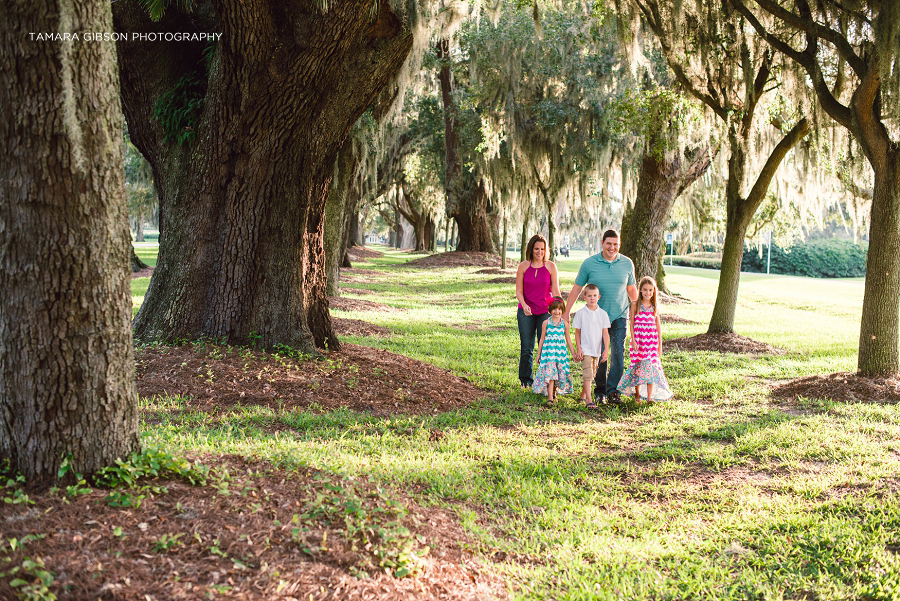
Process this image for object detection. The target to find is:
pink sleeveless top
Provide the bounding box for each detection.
[519,265,553,315]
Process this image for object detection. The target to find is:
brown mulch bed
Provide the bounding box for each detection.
[660,314,700,324]
[136,343,487,417]
[476,268,514,275]
[329,297,402,313]
[337,287,373,296]
[771,372,900,404]
[132,266,154,279]
[340,268,388,276]
[659,292,692,305]
[402,252,501,269]
[486,277,517,284]
[664,332,786,355]
[346,246,385,260]
[332,317,391,338]
[0,456,505,601]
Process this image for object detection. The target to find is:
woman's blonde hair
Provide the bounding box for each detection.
[636,276,659,314]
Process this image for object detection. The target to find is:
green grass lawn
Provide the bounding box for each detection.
[133,242,158,267]
[133,245,900,600]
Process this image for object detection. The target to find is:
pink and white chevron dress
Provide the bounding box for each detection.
[617,304,672,400]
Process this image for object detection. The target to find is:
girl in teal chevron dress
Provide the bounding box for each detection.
[533,298,574,403]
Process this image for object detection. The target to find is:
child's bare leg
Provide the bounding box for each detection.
[548,380,556,402]
[646,383,654,402]
[581,380,591,401]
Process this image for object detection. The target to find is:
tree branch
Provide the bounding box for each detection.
[836,170,874,200]
[729,0,853,128]
[675,145,712,198]
[632,0,729,121]
[744,117,810,213]
[851,52,891,170]
[751,0,867,76]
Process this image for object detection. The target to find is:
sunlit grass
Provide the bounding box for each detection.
[134,244,900,600]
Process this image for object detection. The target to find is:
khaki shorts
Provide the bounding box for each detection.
[581,355,599,382]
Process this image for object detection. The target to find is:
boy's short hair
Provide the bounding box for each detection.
[583,284,599,296]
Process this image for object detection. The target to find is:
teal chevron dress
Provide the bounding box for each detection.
[533,318,573,395]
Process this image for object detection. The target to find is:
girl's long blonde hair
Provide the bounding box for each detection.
[635,276,660,315]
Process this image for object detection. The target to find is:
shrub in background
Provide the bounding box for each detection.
[670,239,867,277]
[743,238,867,278]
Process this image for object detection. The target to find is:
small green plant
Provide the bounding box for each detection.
[57,457,91,497]
[2,556,56,601]
[3,488,34,506]
[2,534,46,553]
[0,458,16,480]
[104,490,146,509]
[96,446,209,488]
[152,532,184,552]
[208,539,228,558]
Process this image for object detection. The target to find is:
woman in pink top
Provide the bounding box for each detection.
[515,235,561,388]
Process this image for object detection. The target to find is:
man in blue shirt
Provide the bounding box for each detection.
[563,229,638,404]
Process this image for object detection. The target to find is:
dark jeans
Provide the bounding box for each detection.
[595,316,627,398]
[517,309,550,387]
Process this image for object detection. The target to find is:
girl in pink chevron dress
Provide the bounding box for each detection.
[618,276,672,402]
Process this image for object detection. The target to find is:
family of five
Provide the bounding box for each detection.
[515,229,672,407]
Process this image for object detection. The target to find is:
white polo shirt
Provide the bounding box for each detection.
[572,305,611,357]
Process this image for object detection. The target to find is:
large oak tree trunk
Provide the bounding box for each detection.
[325,140,360,298]
[708,119,809,332]
[132,246,150,272]
[543,194,557,262]
[426,215,436,251]
[621,143,711,284]
[437,39,498,254]
[520,201,532,262]
[1,0,141,486]
[114,0,413,353]
[856,149,900,374]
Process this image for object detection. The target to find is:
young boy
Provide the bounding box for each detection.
[573,284,611,408]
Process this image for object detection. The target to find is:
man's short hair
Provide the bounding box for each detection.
[602,229,619,242]
[583,284,599,294]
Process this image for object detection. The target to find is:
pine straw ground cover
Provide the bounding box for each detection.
[346,247,385,262]
[402,252,502,269]
[0,454,504,601]
[664,331,786,355]
[771,372,900,404]
[135,342,486,418]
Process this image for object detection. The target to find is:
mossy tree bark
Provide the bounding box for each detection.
[114,0,413,352]
[1,0,141,487]
[621,142,711,285]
